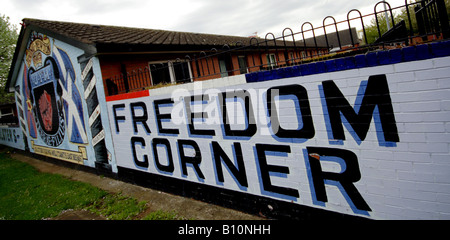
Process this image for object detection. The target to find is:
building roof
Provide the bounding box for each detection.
[21,18,308,53]
[23,18,245,46]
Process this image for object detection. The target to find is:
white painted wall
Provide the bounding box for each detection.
[106,56,450,219]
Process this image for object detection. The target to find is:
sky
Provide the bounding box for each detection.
[2,0,407,37]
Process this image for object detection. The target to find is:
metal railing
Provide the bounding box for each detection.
[104,0,450,96]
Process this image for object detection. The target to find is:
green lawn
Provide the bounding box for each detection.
[0,152,182,220]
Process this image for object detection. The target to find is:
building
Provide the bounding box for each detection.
[7,19,327,97]
[4,0,450,220]
[300,27,361,52]
[4,17,328,171]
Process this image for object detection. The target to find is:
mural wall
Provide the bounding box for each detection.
[106,54,450,220]
[6,31,450,219]
[0,126,25,150]
[14,32,116,170]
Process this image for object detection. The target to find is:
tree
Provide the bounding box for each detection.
[0,14,18,103]
[363,12,401,45]
[363,1,417,45]
[363,0,450,45]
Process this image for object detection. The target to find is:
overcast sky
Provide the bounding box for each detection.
[2,0,406,37]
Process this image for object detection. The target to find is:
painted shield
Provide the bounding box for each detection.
[28,57,65,147]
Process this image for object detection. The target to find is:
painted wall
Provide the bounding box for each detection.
[106,45,450,219]
[6,31,450,219]
[0,126,25,150]
[11,31,117,171]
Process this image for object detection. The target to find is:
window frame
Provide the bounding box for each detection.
[266,53,277,69]
[148,60,193,85]
[237,55,248,74]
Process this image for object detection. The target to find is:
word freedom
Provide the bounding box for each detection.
[111,74,399,212]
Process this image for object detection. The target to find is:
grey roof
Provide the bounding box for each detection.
[22,18,306,51]
[23,19,248,46]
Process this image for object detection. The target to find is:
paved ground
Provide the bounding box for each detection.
[10,152,263,220]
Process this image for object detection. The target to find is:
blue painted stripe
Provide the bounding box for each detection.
[245,40,450,83]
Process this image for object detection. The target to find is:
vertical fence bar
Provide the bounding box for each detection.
[374,1,395,40]
[120,64,129,93]
[301,22,318,58]
[323,16,341,50]
[185,55,193,82]
[405,0,414,39]
[282,28,298,66]
[436,0,450,39]
[347,9,367,46]
[265,33,278,69]
[249,37,262,72]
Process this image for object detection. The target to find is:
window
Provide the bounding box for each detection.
[219,59,228,77]
[238,56,248,74]
[149,61,193,85]
[149,62,170,85]
[289,52,297,65]
[266,53,277,69]
[172,61,191,83]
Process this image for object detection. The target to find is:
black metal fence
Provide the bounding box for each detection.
[105,0,450,96]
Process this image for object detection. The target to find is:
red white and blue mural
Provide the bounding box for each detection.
[24,33,87,147]
[16,32,114,169]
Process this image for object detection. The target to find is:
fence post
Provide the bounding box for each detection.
[436,0,450,39]
[323,16,341,50]
[120,63,129,93]
[301,22,318,58]
[415,3,427,41]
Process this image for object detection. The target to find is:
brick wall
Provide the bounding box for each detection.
[98,49,318,94]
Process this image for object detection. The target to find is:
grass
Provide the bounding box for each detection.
[85,193,147,220]
[141,210,184,220]
[0,151,183,220]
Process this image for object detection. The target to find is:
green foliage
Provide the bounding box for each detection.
[364,12,403,45]
[0,14,18,103]
[363,0,450,45]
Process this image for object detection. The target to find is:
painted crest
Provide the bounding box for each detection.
[27,57,65,146]
[22,32,88,147]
